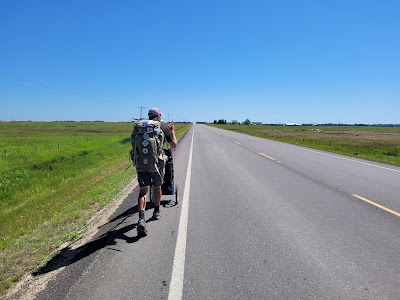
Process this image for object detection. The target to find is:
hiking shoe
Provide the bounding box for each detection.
[137,219,147,237]
[152,210,161,220]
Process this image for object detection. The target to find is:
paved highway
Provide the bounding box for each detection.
[32,124,400,299]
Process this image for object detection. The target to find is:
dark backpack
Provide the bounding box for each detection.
[161,148,174,194]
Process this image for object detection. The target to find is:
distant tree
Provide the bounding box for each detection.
[214,120,217,124]
[243,119,251,125]
[232,120,239,125]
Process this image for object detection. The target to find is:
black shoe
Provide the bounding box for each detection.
[137,219,147,237]
[152,209,161,220]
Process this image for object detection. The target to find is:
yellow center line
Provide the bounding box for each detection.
[235,141,241,145]
[259,152,276,161]
[353,194,400,217]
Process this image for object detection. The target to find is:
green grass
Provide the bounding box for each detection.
[209,124,400,167]
[0,121,191,296]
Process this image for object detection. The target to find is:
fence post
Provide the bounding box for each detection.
[4,149,6,158]
[58,143,60,149]
[35,146,37,151]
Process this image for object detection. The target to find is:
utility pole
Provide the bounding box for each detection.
[137,106,146,119]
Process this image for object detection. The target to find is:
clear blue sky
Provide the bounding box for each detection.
[1,0,399,124]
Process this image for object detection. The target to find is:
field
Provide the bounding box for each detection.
[209,124,400,167]
[0,121,191,295]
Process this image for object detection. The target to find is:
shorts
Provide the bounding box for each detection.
[137,168,164,187]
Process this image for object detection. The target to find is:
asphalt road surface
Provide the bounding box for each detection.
[33,124,400,299]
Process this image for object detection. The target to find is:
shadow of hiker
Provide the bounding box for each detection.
[104,199,173,226]
[32,211,138,276]
[32,199,175,276]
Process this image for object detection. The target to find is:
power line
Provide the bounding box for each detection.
[0,73,110,103]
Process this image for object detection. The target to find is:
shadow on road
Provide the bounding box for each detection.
[33,198,174,276]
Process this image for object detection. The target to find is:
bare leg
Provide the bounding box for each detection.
[137,186,149,236]
[153,185,162,207]
[138,186,149,211]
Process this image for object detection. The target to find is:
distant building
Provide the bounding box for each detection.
[252,122,262,125]
[285,123,302,126]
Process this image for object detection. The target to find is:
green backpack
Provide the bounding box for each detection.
[131,119,165,173]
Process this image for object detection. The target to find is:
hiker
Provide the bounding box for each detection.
[132,108,177,236]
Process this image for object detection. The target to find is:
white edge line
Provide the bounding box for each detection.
[284,144,400,173]
[210,125,400,173]
[209,125,400,174]
[168,126,194,300]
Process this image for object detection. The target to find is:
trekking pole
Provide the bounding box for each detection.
[124,164,132,172]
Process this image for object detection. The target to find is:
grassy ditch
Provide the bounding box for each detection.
[209,124,400,167]
[0,121,191,295]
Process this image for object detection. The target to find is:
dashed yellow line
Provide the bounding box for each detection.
[353,194,400,217]
[259,153,276,161]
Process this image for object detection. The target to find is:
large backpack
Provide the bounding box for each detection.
[131,119,165,173]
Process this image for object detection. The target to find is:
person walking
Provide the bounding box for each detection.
[135,108,177,236]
